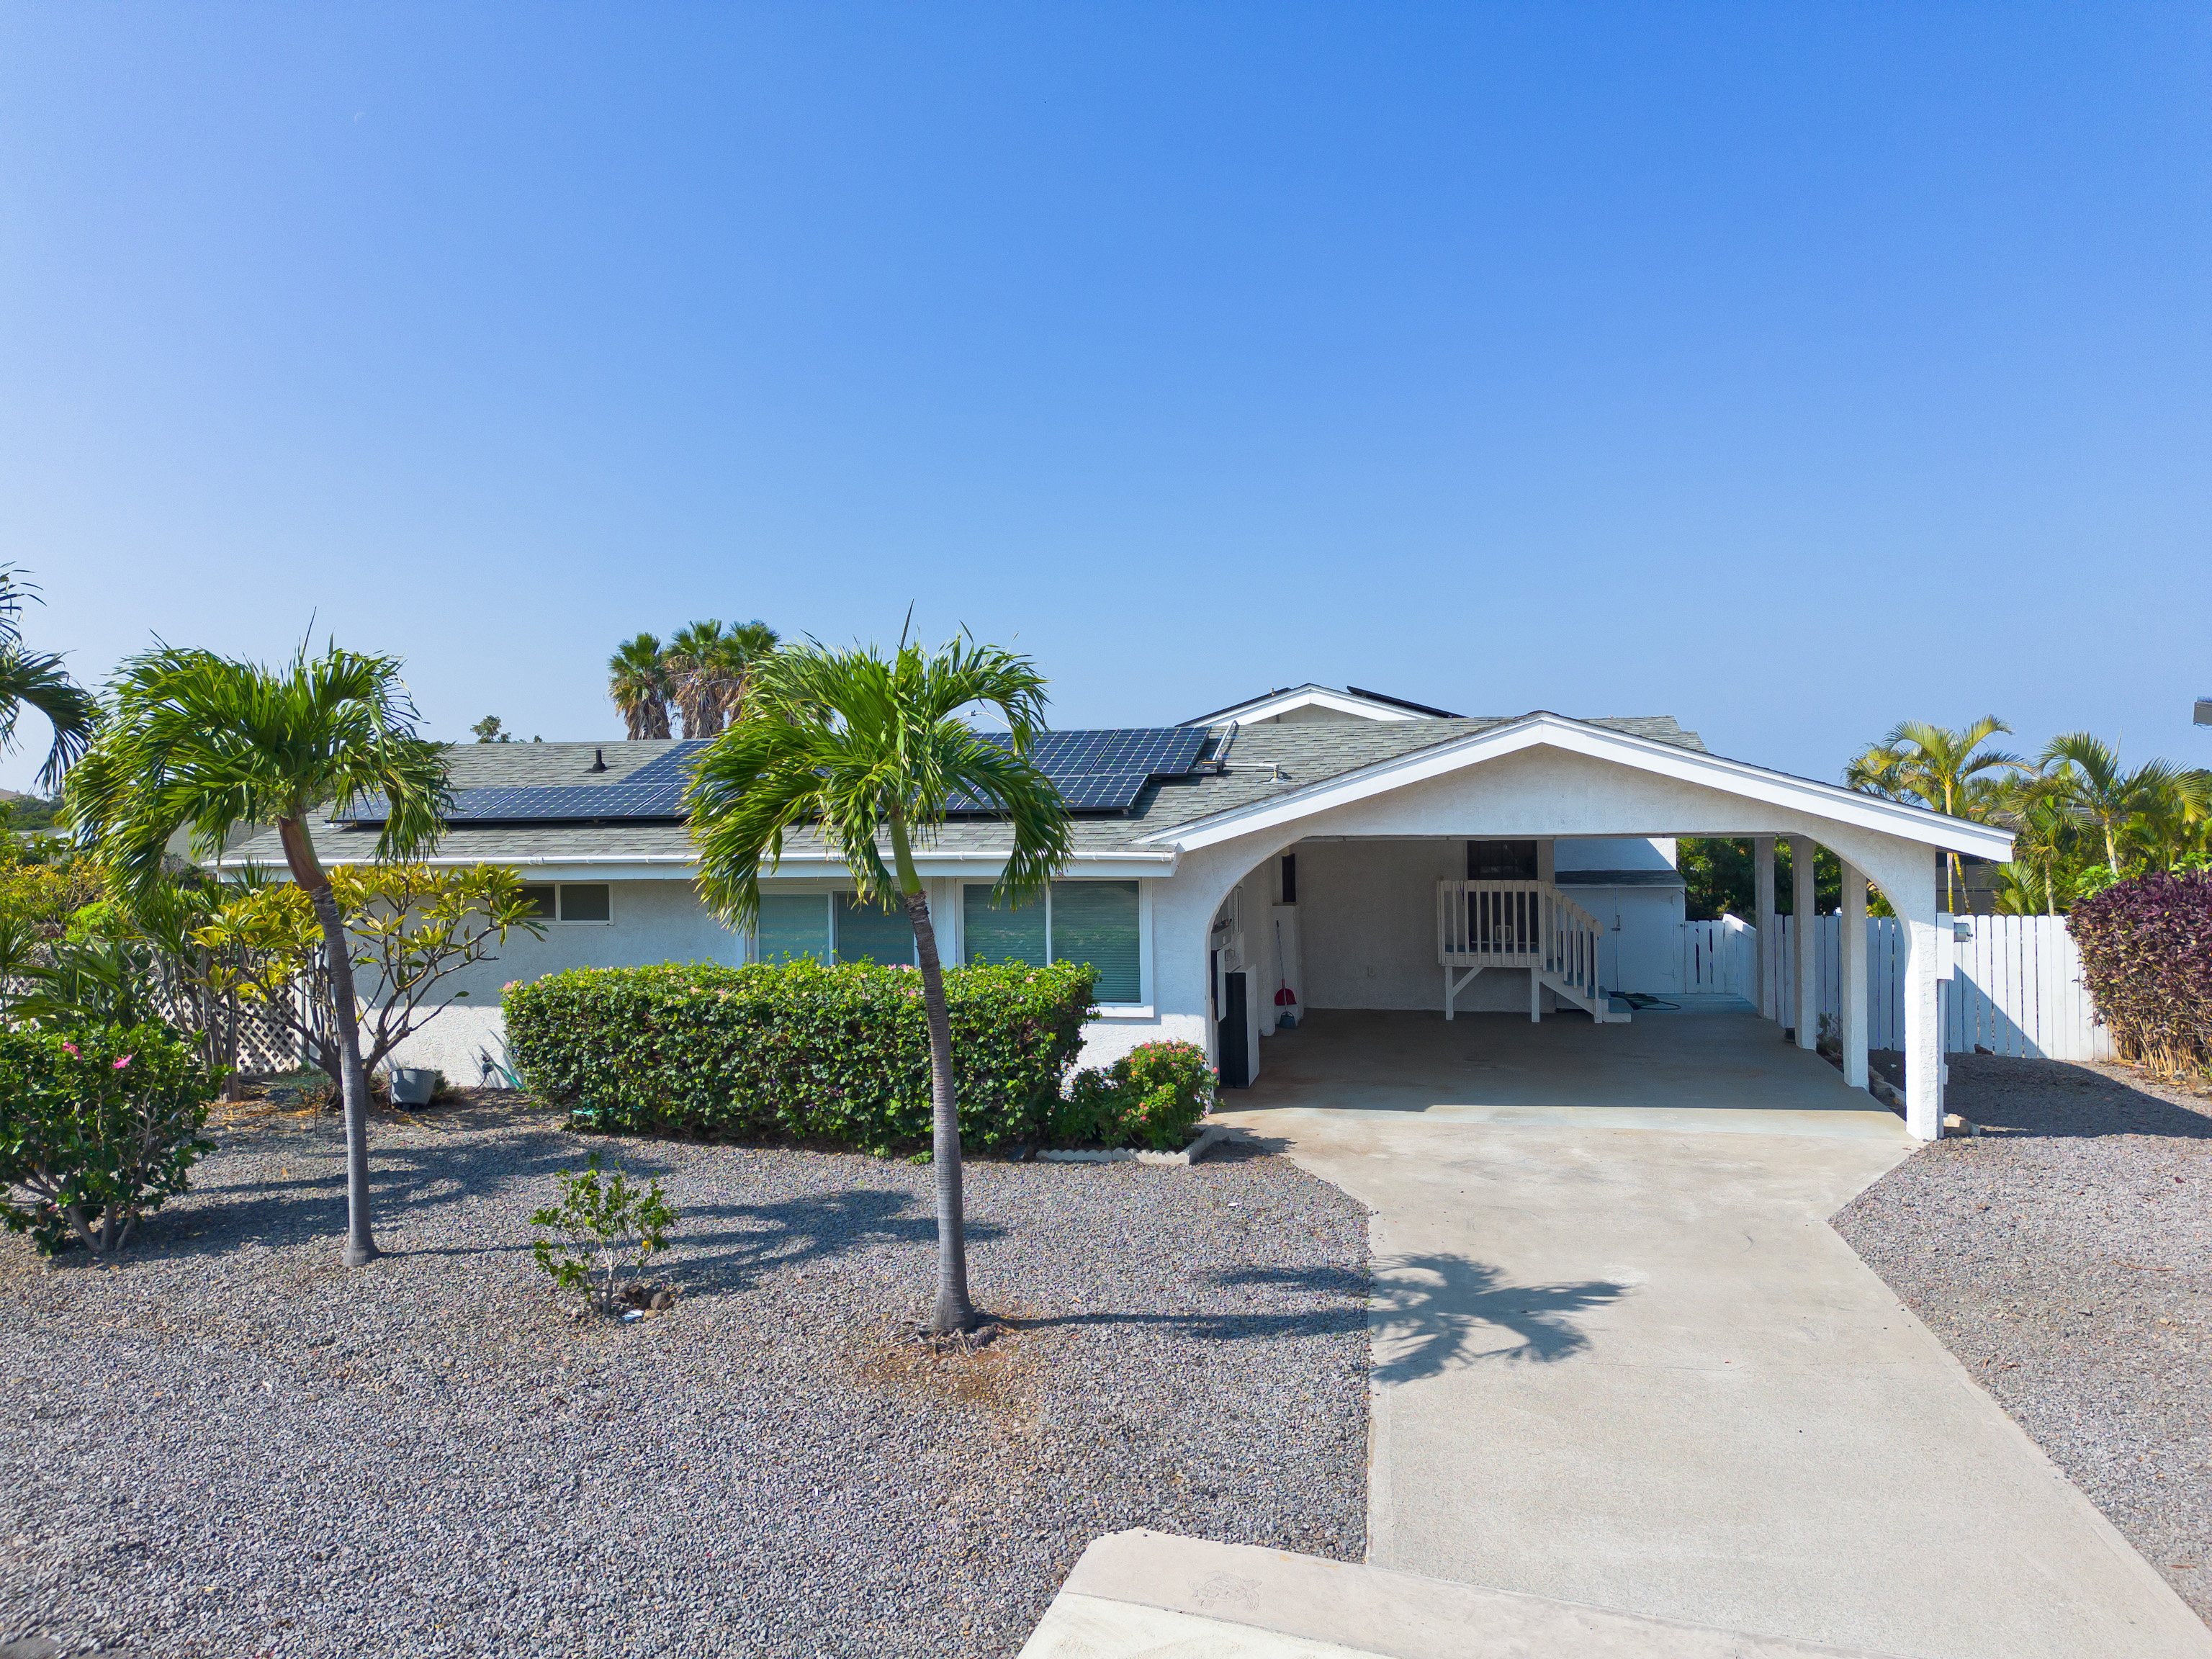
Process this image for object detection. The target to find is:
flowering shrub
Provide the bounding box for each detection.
[1056,1040,1216,1151]
[0,1023,218,1258]
[2069,869,2212,1071]
[502,958,1097,1154]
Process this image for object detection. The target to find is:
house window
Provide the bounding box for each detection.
[963,880,1142,1004]
[519,883,613,923]
[1280,853,1297,904]
[1468,840,1539,881]
[834,893,916,966]
[756,894,831,962]
[753,892,918,966]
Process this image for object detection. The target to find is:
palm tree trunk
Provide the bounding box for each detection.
[279,819,379,1267]
[902,888,974,1333]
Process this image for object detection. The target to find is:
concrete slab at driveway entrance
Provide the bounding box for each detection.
[1218,1007,2212,1659]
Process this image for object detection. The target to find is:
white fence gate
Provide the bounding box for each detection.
[1735,913,2110,1063]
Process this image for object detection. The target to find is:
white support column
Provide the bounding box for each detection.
[1529,966,1542,1022]
[1754,837,1777,1020]
[1839,859,1868,1091]
[1790,836,1818,1051]
[1892,853,1944,1141]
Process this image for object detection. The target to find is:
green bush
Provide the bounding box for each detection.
[1055,1039,1216,1150]
[531,1151,677,1317]
[0,1023,218,1259]
[502,958,1097,1154]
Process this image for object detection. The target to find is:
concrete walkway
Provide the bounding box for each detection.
[1213,1006,2211,1659]
[1020,1530,1905,1658]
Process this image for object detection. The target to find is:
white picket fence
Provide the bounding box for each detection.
[1681,913,2110,1063]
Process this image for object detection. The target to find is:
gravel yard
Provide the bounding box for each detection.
[0,1097,1371,1659]
[1833,1053,2212,1624]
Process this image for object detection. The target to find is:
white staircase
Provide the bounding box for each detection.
[1437,878,1626,1022]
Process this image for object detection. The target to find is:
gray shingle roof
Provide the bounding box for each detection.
[220,715,1706,871]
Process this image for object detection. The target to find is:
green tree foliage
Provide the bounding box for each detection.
[606,634,673,740]
[662,619,780,739]
[0,567,97,792]
[531,1152,677,1318]
[194,863,545,1094]
[1676,838,1843,920]
[470,715,511,743]
[0,1022,217,1260]
[1845,718,2022,912]
[683,634,1072,1333]
[66,642,451,1267]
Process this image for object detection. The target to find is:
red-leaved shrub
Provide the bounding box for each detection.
[2068,869,2212,1071]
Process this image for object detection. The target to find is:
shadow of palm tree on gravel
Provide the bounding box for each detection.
[1367,1254,1630,1381]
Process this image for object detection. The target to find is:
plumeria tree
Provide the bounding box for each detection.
[684,634,1071,1334]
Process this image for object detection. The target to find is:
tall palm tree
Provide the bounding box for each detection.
[685,636,1071,1334]
[666,619,781,738]
[666,620,732,739]
[0,566,98,790]
[607,634,673,740]
[2038,733,2175,873]
[65,644,450,1267]
[709,620,780,727]
[1848,717,2022,911]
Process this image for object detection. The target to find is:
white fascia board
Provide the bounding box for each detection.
[1225,687,1422,724]
[756,850,1178,881]
[1140,713,2016,859]
[219,848,1180,882]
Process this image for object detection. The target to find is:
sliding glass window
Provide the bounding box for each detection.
[963,880,1141,1004]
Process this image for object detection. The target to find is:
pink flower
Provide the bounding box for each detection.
[60,1042,78,1057]
[113,1055,133,1070]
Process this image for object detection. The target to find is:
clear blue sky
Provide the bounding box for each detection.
[4,4,2208,794]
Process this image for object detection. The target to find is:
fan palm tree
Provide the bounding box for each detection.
[685,635,1071,1334]
[710,620,780,727]
[65,643,450,1267]
[1847,717,2023,911]
[607,634,673,740]
[0,566,97,791]
[666,620,732,739]
[666,619,781,738]
[2038,733,2175,873]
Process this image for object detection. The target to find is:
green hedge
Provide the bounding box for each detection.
[501,958,1097,1153]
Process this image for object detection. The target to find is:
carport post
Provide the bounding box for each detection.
[1790,836,1818,1051]
[1839,860,1868,1090]
[1892,854,1945,1141]
[1754,837,1777,1020]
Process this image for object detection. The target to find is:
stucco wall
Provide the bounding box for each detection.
[379,876,1176,1085]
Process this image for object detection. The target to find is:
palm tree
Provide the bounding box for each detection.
[608,634,673,739]
[2038,733,2175,873]
[1847,717,2023,911]
[710,620,779,727]
[666,620,731,739]
[666,619,781,739]
[1994,774,2080,917]
[65,643,450,1267]
[685,636,1071,1334]
[0,567,98,790]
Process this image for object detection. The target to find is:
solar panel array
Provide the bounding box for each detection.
[333,729,1210,825]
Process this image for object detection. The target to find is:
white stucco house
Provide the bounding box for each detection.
[221,682,2009,1141]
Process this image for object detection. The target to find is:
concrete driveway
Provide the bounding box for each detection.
[1218,1004,2211,1659]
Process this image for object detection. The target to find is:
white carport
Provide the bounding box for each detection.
[1140,713,2013,1141]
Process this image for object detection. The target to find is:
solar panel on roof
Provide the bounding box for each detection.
[331,728,1210,825]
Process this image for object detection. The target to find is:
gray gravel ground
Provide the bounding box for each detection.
[1833,1053,2211,1623]
[0,1096,1370,1658]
